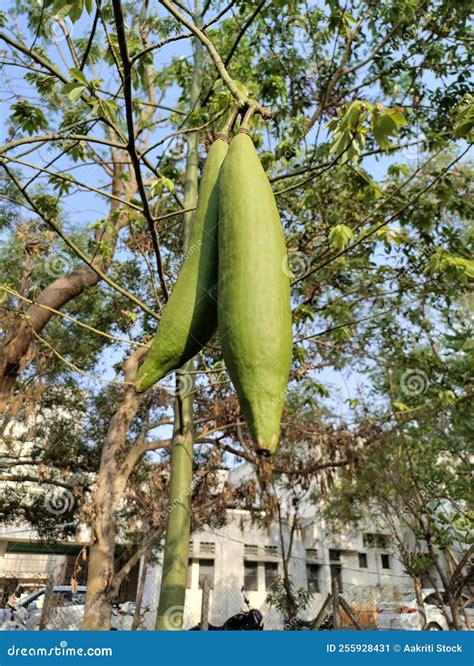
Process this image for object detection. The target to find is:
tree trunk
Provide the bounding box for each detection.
[413,576,426,629]
[82,349,145,630]
[276,505,298,622]
[155,387,194,630]
[282,563,298,622]
[82,537,116,631]
[131,551,149,631]
[155,9,203,630]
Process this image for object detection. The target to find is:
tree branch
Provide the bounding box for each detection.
[159,0,272,119]
[0,161,159,320]
[111,0,169,299]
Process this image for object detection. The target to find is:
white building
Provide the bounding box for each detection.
[0,461,444,629]
[140,463,422,630]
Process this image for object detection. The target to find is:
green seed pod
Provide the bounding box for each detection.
[136,137,229,393]
[218,130,292,455]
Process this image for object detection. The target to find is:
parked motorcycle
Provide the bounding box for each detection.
[285,614,335,630]
[0,604,30,631]
[190,591,263,631]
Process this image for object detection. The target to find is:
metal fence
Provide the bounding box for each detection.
[137,568,406,631]
[0,568,408,631]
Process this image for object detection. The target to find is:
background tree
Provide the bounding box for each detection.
[322,304,473,629]
[0,0,472,631]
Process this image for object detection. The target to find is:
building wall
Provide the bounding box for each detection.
[141,508,415,630]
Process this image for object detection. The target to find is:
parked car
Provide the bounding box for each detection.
[0,586,135,630]
[377,588,473,630]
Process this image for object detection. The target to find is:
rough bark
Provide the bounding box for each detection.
[82,348,146,630]
[131,551,149,631]
[277,505,298,622]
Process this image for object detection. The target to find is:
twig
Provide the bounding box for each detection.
[111,0,169,300]
[159,0,272,119]
[0,161,160,320]
[1,285,149,349]
[30,327,133,386]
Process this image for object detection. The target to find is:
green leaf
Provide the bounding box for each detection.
[10,101,48,134]
[393,401,410,412]
[372,106,407,149]
[32,194,60,219]
[346,398,361,409]
[151,177,175,197]
[48,172,74,195]
[387,163,410,178]
[63,82,86,102]
[314,382,330,398]
[424,249,474,284]
[438,390,456,405]
[388,107,408,126]
[453,93,474,141]
[45,0,88,22]
[328,224,354,251]
[69,68,88,85]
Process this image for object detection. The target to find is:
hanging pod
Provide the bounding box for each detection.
[218,127,292,455]
[135,135,229,393]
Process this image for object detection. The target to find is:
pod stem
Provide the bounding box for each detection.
[240,102,258,131]
[217,105,240,140]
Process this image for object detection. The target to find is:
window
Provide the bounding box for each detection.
[244,561,258,591]
[244,544,258,556]
[186,560,193,589]
[24,591,45,610]
[198,559,214,588]
[381,554,391,569]
[306,564,320,593]
[363,533,389,549]
[70,592,86,606]
[189,541,194,552]
[264,562,278,591]
[329,549,341,561]
[264,545,278,557]
[330,564,343,593]
[358,553,368,568]
[199,542,215,554]
[55,591,86,607]
[306,548,318,561]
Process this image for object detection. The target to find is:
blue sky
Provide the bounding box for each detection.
[1,1,469,446]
